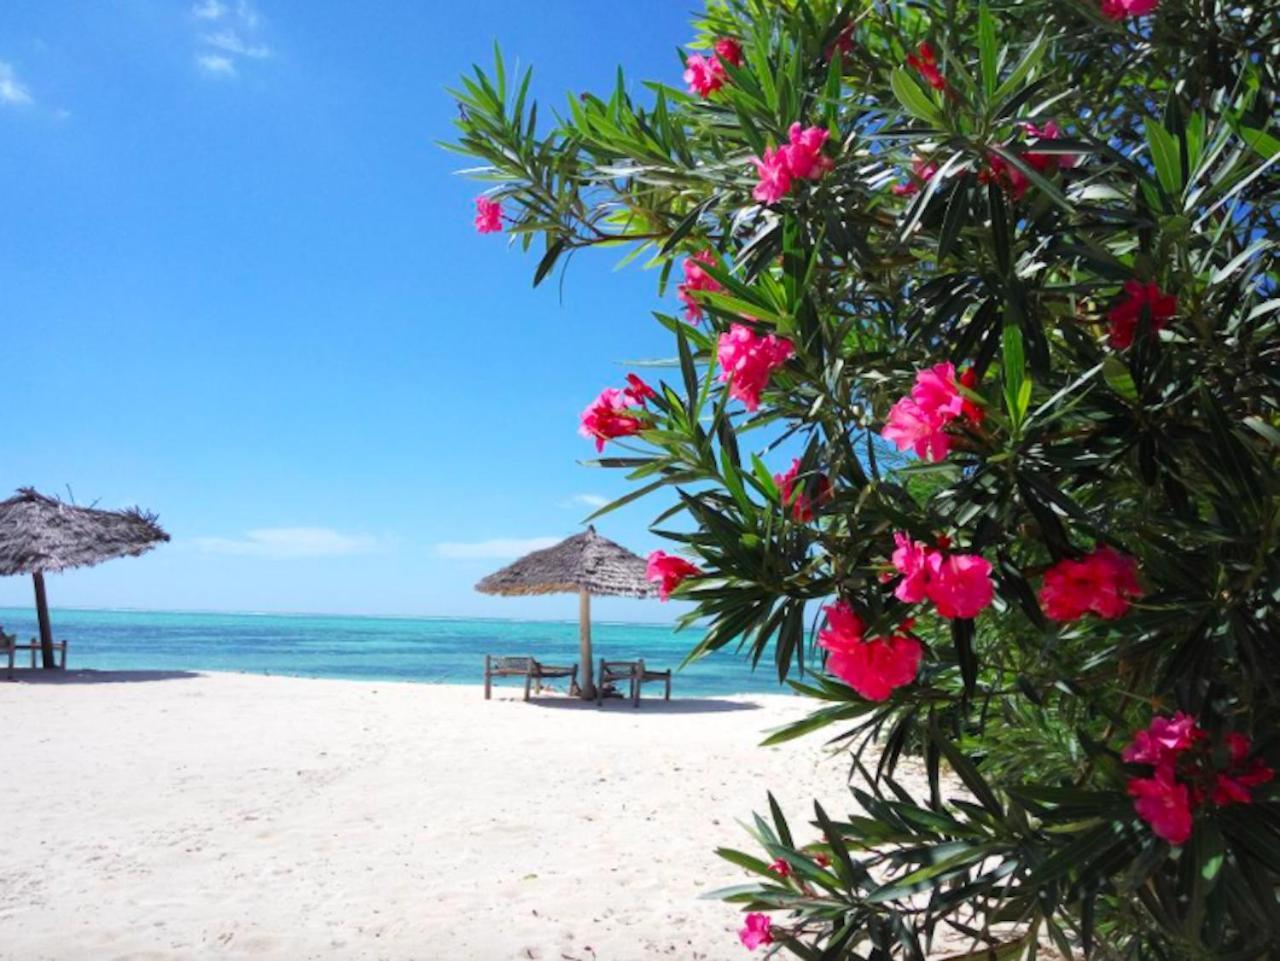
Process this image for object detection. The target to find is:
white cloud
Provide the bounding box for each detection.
[435,537,562,561]
[565,493,609,509]
[193,1,270,76]
[0,62,32,106]
[192,0,228,20]
[197,53,236,76]
[202,30,270,59]
[193,528,382,559]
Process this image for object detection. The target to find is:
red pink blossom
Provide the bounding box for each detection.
[768,858,792,878]
[1039,546,1142,621]
[1107,280,1177,349]
[1128,766,1193,845]
[738,913,774,951]
[645,550,702,601]
[1123,712,1203,767]
[474,197,503,233]
[818,601,923,701]
[881,362,983,462]
[677,250,723,323]
[1100,0,1159,19]
[717,323,795,412]
[1213,733,1275,805]
[751,124,832,204]
[826,22,856,60]
[684,37,743,97]
[892,158,938,197]
[774,459,833,522]
[579,375,657,451]
[1023,120,1077,172]
[906,42,946,92]
[891,533,994,619]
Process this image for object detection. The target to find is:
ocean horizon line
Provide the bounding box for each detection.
[0,603,690,630]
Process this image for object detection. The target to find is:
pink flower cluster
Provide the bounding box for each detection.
[1101,0,1159,19]
[981,121,1076,201]
[578,374,657,452]
[826,22,856,60]
[738,912,774,950]
[751,123,833,204]
[684,37,744,97]
[474,197,503,234]
[1107,280,1176,349]
[774,459,833,522]
[717,323,795,412]
[881,362,983,462]
[1124,713,1273,845]
[818,601,923,701]
[677,250,723,323]
[1039,546,1142,621]
[646,550,701,601]
[891,157,938,197]
[891,533,994,619]
[906,42,946,92]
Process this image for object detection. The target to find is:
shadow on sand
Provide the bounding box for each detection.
[520,694,762,715]
[4,669,202,685]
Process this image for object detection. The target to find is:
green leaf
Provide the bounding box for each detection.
[1146,118,1183,197]
[890,67,943,127]
[977,4,998,97]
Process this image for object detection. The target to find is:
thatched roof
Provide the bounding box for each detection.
[0,488,170,576]
[475,526,652,599]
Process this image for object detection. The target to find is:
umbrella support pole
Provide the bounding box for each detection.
[577,589,596,700]
[32,572,56,670]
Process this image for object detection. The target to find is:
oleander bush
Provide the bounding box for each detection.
[449,0,1280,956]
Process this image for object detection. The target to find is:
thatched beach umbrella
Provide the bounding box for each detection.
[0,489,169,668]
[475,526,651,699]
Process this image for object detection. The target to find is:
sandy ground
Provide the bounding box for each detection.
[1,670,867,961]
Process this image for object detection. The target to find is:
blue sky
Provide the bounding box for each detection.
[0,1,702,621]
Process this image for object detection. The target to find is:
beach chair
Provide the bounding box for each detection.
[3,631,67,680]
[483,655,579,701]
[596,658,672,707]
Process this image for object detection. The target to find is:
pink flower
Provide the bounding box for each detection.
[768,857,792,878]
[1101,0,1159,18]
[774,459,831,522]
[1023,120,1077,172]
[1039,546,1142,622]
[713,37,744,67]
[646,550,701,601]
[751,147,793,205]
[579,376,656,452]
[684,53,727,97]
[958,367,985,425]
[926,552,994,619]
[892,158,938,196]
[881,363,981,462]
[677,250,723,323]
[738,913,774,951]
[1107,280,1177,349]
[906,41,946,92]
[717,323,794,412]
[1212,733,1275,806]
[474,197,503,234]
[1123,712,1204,767]
[891,532,932,603]
[1128,766,1193,845]
[780,123,832,180]
[819,601,923,701]
[982,154,1030,200]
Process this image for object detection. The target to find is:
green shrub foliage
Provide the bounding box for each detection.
[450,0,1280,955]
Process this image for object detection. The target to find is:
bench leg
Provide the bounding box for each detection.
[596,659,605,706]
[523,672,532,702]
[665,675,671,700]
[484,655,492,700]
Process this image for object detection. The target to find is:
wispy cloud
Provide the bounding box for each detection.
[192,0,270,77]
[197,53,236,76]
[564,493,609,510]
[435,537,562,561]
[193,528,382,559]
[0,61,32,106]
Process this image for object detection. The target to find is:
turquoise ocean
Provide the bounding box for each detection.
[0,607,793,697]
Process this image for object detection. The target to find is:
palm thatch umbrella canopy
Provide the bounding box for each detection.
[476,526,651,698]
[0,488,170,668]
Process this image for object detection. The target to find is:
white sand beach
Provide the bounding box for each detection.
[1,671,866,961]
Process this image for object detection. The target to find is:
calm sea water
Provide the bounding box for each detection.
[0,607,792,697]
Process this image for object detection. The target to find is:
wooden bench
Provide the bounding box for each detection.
[596,658,671,707]
[3,631,68,680]
[483,655,579,701]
